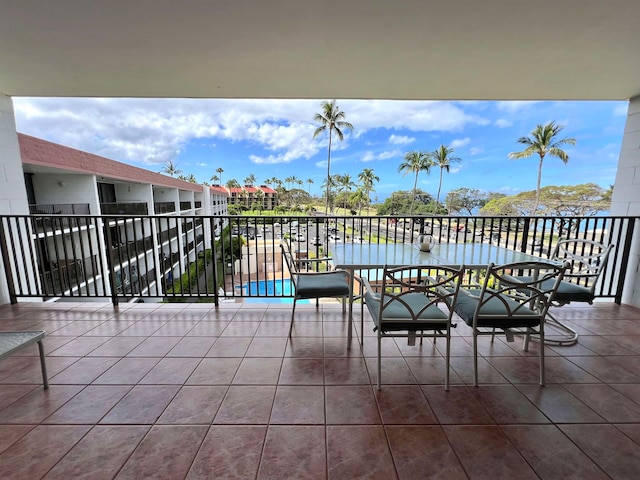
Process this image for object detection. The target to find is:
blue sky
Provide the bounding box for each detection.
[13,98,628,201]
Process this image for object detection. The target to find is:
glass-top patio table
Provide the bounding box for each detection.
[330,242,558,346]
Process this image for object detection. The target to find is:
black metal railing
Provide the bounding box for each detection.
[30,203,90,215]
[0,213,636,305]
[154,202,176,214]
[180,201,192,211]
[100,202,148,215]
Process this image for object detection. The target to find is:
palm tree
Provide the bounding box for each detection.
[337,173,356,211]
[216,167,224,186]
[508,121,576,213]
[210,174,220,185]
[431,145,461,205]
[161,160,182,177]
[358,168,380,213]
[398,150,433,215]
[244,174,257,186]
[313,100,354,214]
[306,178,314,195]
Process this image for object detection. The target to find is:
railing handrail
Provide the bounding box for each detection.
[0,213,636,306]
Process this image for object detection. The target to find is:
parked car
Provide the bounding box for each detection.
[311,236,323,246]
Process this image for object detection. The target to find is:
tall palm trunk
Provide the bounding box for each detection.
[410,173,418,216]
[437,168,444,205]
[325,131,333,215]
[534,154,545,213]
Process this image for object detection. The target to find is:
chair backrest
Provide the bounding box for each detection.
[550,238,613,294]
[280,239,299,273]
[372,264,464,327]
[476,261,567,322]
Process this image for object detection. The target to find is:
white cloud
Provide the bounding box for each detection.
[450,137,470,149]
[361,149,402,162]
[388,134,415,145]
[469,147,483,155]
[613,104,629,117]
[496,101,539,113]
[495,118,512,128]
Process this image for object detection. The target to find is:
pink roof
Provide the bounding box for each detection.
[18,133,203,192]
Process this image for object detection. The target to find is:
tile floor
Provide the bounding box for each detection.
[0,300,640,479]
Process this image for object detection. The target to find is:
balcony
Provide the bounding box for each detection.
[100,202,148,215]
[0,299,638,478]
[154,201,176,214]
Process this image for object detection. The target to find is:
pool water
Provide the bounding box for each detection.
[241,279,309,304]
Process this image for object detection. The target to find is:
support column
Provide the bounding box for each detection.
[0,96,30,304]
[611,96,640,307]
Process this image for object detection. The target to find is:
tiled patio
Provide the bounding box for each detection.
[0,300,640,479]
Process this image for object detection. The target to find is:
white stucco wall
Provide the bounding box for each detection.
[611,96,640,307]
[0,96,30,304]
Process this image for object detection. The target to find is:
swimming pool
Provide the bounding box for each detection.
[241,279,309,303]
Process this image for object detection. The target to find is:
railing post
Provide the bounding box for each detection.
[615,217,636,305]
[101,218,119,306]
[0,218,18,304]
[519,217,531,253]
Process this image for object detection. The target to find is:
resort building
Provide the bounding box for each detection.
[18,133,228,300]
[225,185,279,210]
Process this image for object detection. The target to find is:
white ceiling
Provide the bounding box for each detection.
[1,0,639,100]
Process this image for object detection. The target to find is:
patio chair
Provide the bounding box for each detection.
[280,240,351,337]
[452,261,567,387]
[362,264,464,390]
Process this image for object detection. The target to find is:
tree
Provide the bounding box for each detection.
[377,189,436,216]
[244,174,256,186]
[398,150,433,216]
[358,168,380,213]
[210,174,220,185]
[215,167,224,186]
[431,145,461,205]
[306,178,314,195]
[508,121,576,213]
[226,178,241,188]
[161,160,182,177]
[336,173,356,210]
[313,100,354,215]
[446,188,495,215]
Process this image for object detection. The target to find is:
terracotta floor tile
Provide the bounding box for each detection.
[86,336,145,356]
[100,385,179,424]
[186,357,241,385]
[0,385,84,424]
[220,320,261,337]
[375,385,437,424]
[0,384,38,411]
[232,357,283,384]
[327,426,397,479]
[405,356,463,385]
[43,426,148,480]
[0,425,91,480]
[139,357,201,385]
[205,336,251,357]
[0,424,34,455]
[214,386,276,424]
[366,356,417,385]
[560,424,640,479]
[51,356,119,384]
[516,384,605,423]
[246,336,288,357]
[270,386,325,424]
[325,385,380,424]
[258,426,326,479]
[386,426,467,479]
[471,385,550,424]
[126,336,181,357]
[158,386,227,424]
[187,321,230,336]
[286,337,325,358]
[94,357,161,384]
[115,425,208,480]
[45,385,131,424]
[165,336,217,357]
[563,384,640,422]
[421,385,495,425]
[568,355,640,383]
[187,426,266,479]
[443,425,539,479]
[503,425,609,479]
[278,357,325,385]
[324,357,370,384]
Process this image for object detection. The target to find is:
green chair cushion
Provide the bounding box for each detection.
[454,289,540,328]
[511,276,594,303]
[365,291,448,332]
[295,271,350,299]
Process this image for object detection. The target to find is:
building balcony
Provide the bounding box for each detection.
[100,202,148,215]
[0,299,638,478]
